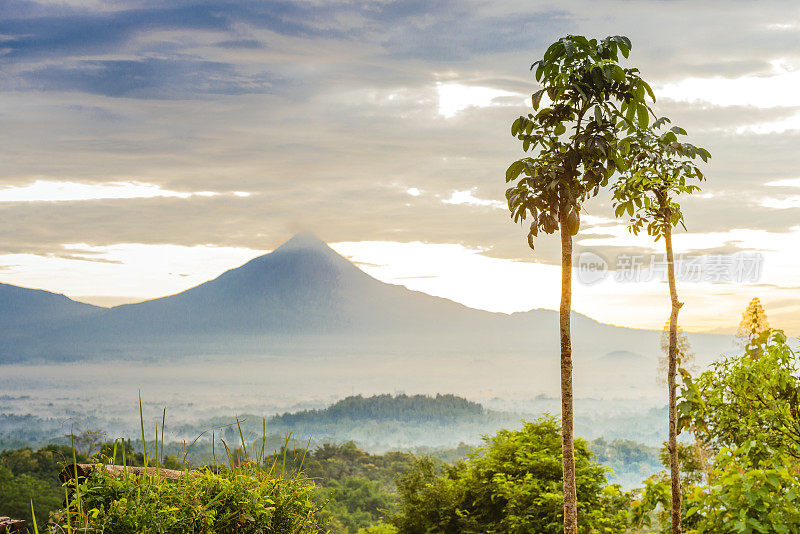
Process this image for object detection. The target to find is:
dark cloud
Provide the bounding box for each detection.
[0,1,353,60]
[22,58,278,98]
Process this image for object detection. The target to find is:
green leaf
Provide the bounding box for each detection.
[640,79,656,102]
[532,89,546,110]
[505,161,524,182]
[636,104,649,128]
[554,123,566,136]
[611,65,626,83]
[653,116,670,129]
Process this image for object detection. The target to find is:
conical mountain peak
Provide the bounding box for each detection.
[274,232,333,253]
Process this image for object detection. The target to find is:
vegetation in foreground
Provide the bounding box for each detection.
[1,431,657,533]
[53,462,322,533]
[631,304,800,533]
[388,417,629,534]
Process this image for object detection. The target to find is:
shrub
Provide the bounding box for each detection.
[48,462,323,533]
[389,416,630,533]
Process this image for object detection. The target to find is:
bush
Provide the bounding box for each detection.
[389,416,630,533]
[684,444,800,533]
[47,462,324,533]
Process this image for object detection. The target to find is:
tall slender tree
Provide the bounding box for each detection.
[612,120,709,534]
[505,35,654,533]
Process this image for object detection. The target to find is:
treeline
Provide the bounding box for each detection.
[273,394,484,425]
[193,393,522,451]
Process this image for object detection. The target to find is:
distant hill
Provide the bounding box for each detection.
[0,283,101,347]
[273,394,484,425]
[0,233,734,364]
[208,393,521,451]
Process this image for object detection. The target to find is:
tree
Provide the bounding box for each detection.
[632,330,800,534]
[504,34,653,533]
[389,417,629,534]
[0,444,85,525]
[0,465,62,526]
[635,331,800,532]
[679,329,800,461]
[683,444,800,533]
[612,120,709,534]
[736,297,771,358]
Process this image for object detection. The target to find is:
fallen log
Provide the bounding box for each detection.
[59,463,188,484]
[0,517,26,533]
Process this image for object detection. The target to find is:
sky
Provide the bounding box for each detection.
[0,0,799,333]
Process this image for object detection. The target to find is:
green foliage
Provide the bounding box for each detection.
[629,471,671,533]
[0,444,85,525]
[657,442,705,486]
[678,330,800,461]
[506,34,654,247]
[634,326,800,533]
[0,464,62,526]
[357,524,399,534]
[292,442,417,487]
[48,464,323,533]
[318,477,395,533]
[612,119,709,238]
[95,439,181,470]
[628,443,706,532]
[389,417,631,533]
[268,441,419,533]
[684,445,800,533]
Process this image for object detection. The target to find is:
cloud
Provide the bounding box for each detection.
[0,179,233,201]
[20,58,278,98]
[442,188,505,209]
[436,82,522,118]
[762,196,800,209]
[657,60,800,109]
[0,0,799,332]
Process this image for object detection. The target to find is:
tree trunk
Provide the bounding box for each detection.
[665,220,683,534]
[559,220,578,534]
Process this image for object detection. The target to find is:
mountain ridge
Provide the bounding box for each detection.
[0,233,733,363]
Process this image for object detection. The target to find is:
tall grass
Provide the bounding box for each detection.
[35,395,324,533]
